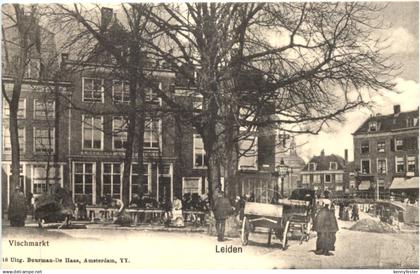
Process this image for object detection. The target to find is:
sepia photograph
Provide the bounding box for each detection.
[1,1,419,270]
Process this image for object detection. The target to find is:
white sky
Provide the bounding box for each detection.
[296,2,419,162]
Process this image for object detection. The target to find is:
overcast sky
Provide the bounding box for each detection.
[296,2,419,162]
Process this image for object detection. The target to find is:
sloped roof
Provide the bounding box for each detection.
[302,153,346,171]
[353,109,419,135]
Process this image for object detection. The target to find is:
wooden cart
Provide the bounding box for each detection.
[241,202,290,250]
[241,199,312,249]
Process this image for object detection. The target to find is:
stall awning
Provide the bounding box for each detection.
[390,177,419,190]
[358,181,371,190]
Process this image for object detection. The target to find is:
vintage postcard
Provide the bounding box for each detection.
[1,2,419,271]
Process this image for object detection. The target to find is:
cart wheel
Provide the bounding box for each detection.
[282,220,290,250]
[241,217,250,246]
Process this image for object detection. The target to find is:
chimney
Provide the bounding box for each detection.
[101,7,113,30]
[320,149,325,157]
[393,105,401,115]
[344,149,348,163]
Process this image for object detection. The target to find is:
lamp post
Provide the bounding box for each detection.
[276,158,289,197]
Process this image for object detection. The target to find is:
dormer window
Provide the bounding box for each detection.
[406,117,418,128]
[368,121,378,132]
[309,163,316,171]
[329,162,338,170]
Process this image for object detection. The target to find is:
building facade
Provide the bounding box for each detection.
[300,150,347,197]
[352,105,419,201]
[1,14,73,211]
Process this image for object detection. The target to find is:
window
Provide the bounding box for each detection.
[313,174,321,184]
[34,127,55,153]
[25,59,40,79]
[302,174,310,184]
[193,97,203,117]
[395,156,405,173]
[309,163,316,171]
[368,121,378,132]
[3,98,26,119]
[3,126,25,153]
[34,99,55,119]
[329,162,337,170]
[131,163,150,196]
[335,185,343,191]
[239,107,256,132]
[32,165,62,194]
[361,142,369,154]
[361,159,370,174]
[407,156,416,173]
[395,139,403,151]
[193,134,206,168]
[377,159,387,174]
[377,141,385,153]
[112,116,128,150]
[82,115,103,150]
[238,136,258,170]
[112,80,129,103]
[325,174,331,183]
[182,177,202,194]
[406,117,417,127]
[83,78,103,102]
[335,174,343,183]
[145,86,161,105]
[144,119,161,149]
[73,163,94,204]
[102,163,121,199]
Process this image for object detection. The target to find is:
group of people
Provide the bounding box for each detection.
[338,203,359,221]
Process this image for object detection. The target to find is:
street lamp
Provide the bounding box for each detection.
[276,158,289,197]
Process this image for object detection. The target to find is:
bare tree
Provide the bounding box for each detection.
[50,4,165,204]
[145,3,397,201]
[2,4,60,194]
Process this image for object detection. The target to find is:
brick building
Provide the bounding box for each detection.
[352,105,419,201]
[300,150,347,197]
[1,16,72,210]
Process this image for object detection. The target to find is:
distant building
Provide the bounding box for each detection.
[300,150,347,197]
[275,135,305,196]
[352,105,419,201]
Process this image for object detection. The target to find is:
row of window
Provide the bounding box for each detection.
[361,137,418,154]
[302,173,344,184]
[2,126,55,153]
[2,99,55,120]
[82,78,162,105]
[360,156,416,174]
[368,117,418,132]
[308,162,338,171]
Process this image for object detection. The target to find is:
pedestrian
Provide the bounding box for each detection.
[351,204,359,221]
[312,203,339,256]
[213,191,234,242]
[8,186,27,227]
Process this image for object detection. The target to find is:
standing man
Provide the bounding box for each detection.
[213,191,233,242]
[312,203,339,256]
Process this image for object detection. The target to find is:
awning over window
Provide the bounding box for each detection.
[390,177,419,190]
[358,181,371,190]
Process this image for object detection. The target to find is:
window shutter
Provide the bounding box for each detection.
[390,138,395,152]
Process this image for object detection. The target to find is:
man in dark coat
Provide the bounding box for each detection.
[351,204,359,221]
[9,186,27,227]
[213,191,233,242]
[312,203,339,256]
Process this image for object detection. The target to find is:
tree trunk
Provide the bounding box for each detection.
[9,97,21,196]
